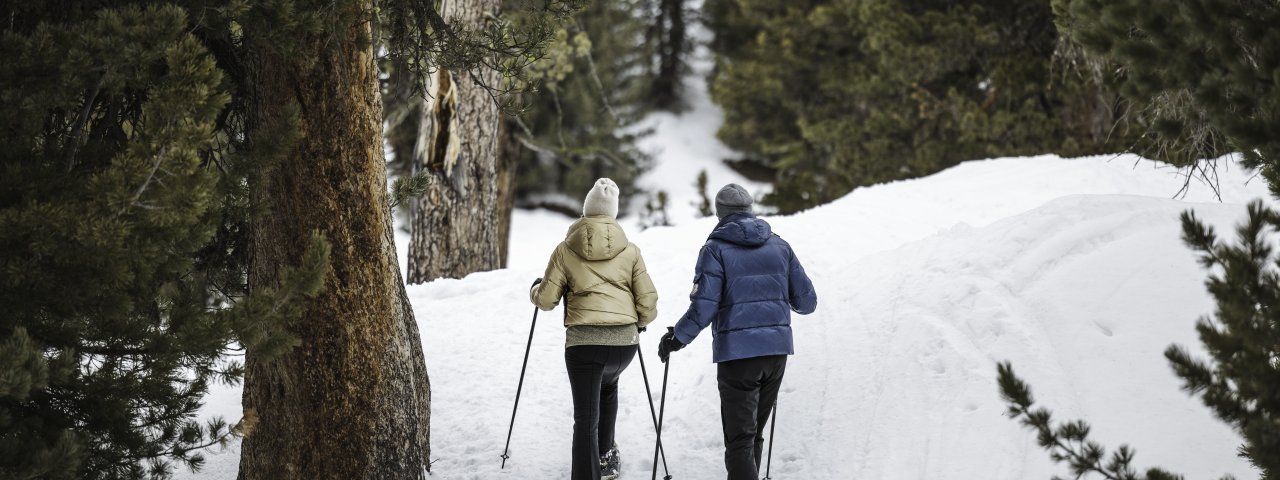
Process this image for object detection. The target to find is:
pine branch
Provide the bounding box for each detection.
[1169,201,1280,477]
[121,147,170,217]
[390,171,435,208]
[997,362,1190,480]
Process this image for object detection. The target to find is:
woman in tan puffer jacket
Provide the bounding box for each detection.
[530,178,657,480]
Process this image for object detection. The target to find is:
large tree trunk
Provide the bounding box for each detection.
[238,4,431,479]
[405,0,504,283]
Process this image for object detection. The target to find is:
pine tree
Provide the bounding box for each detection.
[508,0,653,218]
[232,0,437,476]
[0,4,328,478]
[4,0,582,477]
[1001,3,1280,477]
[231,0,583,473]
[228,0,581,474]
[1057,0,1280,197]
[705,0,1135,213]
[1172,202,1280,477]
[1000,201,1280,479]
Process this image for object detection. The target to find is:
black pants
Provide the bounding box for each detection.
[718,355,787,480]
[565,344,638,480]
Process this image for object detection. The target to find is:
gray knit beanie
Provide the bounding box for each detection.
[583,178,620,218]
[715,183,753,219]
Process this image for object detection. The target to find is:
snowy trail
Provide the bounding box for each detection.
[412,161,1262,480]
[179,153,1268,480]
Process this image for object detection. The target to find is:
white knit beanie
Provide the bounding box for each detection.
[582,178,620,218]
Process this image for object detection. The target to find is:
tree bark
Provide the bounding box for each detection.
[238,5,431,479]
[405,0,505,283]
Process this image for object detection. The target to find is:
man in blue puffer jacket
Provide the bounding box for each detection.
[658,183,817,480]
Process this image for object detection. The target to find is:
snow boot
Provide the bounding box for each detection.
[599,443,621,479]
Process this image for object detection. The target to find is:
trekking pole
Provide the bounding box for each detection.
[763,401,778,480]
[652,328,675,480]
[636,345,671,478]
[500,279,542,468]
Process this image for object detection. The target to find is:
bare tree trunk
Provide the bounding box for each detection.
[404,0,504,283]
[238,5,431,479]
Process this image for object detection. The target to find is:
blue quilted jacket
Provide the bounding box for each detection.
[672,213,817,362]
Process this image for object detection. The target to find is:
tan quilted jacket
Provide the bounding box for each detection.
[531,216,658,328]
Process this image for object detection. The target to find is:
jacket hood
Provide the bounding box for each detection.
[709,213,772,247]
[566,216,630,261]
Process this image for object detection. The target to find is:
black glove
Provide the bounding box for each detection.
[657,327,685,363]
[637,326,647,333]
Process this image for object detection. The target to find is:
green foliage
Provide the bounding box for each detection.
[381,0,587,103]
[380,0,588,177]
[0,328,79,479]
[522,27,593,89]
[381,0,611,213]
[0,3,328,478]
[511,0,653,214]
[3,0,592,475]
[1059,0,1280,196]
[390,171,437,209]
[1172,202,1280,478]
[997,363,1196,480]
[706,0,1133,213]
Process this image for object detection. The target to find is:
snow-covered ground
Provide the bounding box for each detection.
[183,151,1266,480]
[179,10,1268,478]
